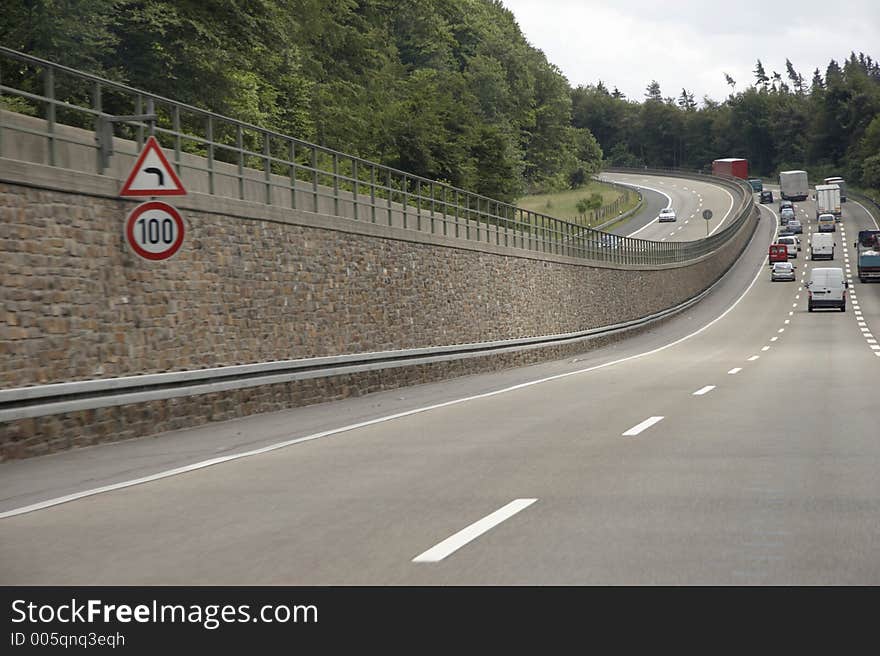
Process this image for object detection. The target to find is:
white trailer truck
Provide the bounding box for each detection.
[815,184,842,219]
[779,170,809,201]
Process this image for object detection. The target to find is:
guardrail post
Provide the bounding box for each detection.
[311,148,319,213]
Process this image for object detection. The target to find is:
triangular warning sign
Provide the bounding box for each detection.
[120,135,187,197]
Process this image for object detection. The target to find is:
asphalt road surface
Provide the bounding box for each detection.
[2,179,879,585]
[599,171,736,241]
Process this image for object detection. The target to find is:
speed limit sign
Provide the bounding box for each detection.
[125,201,185,261]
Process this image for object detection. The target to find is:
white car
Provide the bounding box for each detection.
[658,208,676,222]
[770,261,796,281]
[776,235,800,258]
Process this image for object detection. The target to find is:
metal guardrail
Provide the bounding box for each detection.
[849,189,880,224]
[0,46,753,265]
[0,269,729,422]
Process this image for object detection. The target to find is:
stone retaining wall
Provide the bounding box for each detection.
[0,156,757,459]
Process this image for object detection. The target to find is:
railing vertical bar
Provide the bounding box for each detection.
[206,116,215,196]
[44,66,55,166]
[92,81,102,173]
[289,140,296,209]
[263,132,272,205]
[352,159,359,221]
[236,124,245,200]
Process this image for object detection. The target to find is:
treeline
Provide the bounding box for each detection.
[573,54,880,189]
[0,0,602,202]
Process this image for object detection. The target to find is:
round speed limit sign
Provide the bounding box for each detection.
[125,201,185,261]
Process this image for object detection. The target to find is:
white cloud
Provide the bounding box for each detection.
[502,0,880,103]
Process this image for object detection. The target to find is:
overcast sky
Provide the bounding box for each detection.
[501,0,880,104]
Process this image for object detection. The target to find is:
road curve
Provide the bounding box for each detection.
[599,171,736,242]
[2,190,879,585]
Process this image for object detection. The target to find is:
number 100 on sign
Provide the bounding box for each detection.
[125,201,185,261]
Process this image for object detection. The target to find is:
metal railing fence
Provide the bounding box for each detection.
[0,46,753,265]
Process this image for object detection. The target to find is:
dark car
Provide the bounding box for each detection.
[779,200,794,213]
[760,190,773,204]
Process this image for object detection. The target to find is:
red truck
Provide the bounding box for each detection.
[712,158,748,179]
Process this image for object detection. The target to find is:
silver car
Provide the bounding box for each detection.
[788,219,803,234]
[771,261,796,281]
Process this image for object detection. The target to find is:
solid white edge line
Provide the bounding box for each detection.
[622,416,665,436]
[412,498,537,563]
[624,183,674,237]
[0,205,777,520]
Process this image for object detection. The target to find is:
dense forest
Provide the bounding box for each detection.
[0,0,602,202]
[2,1,879,200]
[574,54,880,190]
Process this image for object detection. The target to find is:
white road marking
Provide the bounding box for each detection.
[761,346,771,351]
[770,337,778,342]
[868,339,877,344]
[728,368,742,375]
[622,416,665,436]
[412,498,537,563]
[859,321,867,327]
[748,355,760,361]
[871,345,880,351]
[693,385,716,396]
[784,320,790,325]
[778,328,785,333]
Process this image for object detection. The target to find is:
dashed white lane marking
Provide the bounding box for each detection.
[728,368,742,375]
[784,320,790,324]
[770,337,778,342]
[622,416,665,436]
[789,311,794,316]
[761,346,771,351]
[871,345,880,351]
[859,321,868,327]
[693,385,716,396]
[778,328,785,333]
[412,498,538,563]
[748,356,760,361]
[868,339,878,344]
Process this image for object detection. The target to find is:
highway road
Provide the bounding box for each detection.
[2,176,879,585]
[599,171,736,242]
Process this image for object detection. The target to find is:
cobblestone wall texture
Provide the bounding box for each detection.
[0,168,756,459]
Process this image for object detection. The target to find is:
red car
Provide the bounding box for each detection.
[768,243,788,264]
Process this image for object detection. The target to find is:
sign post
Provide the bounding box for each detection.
[703,209,713,236]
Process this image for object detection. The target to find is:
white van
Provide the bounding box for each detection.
[806,267,848,312]
[776,235,800,258]
[810,233,835,260]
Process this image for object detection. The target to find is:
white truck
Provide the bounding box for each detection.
[824,176,846,202]
[815,184,842,219]
[779,170,809,201]
[811,232,835,260]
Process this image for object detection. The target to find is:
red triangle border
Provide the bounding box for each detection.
[120,135,187,197]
